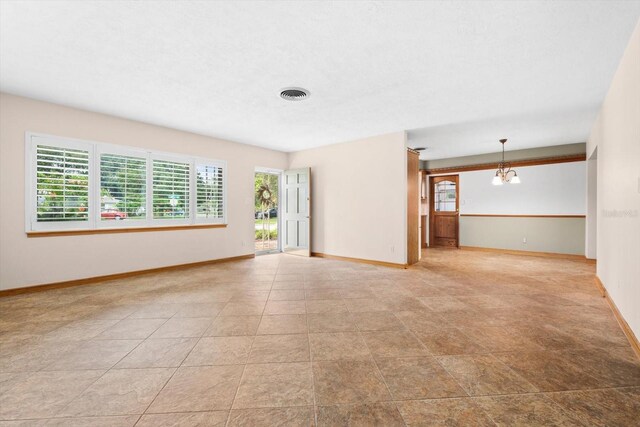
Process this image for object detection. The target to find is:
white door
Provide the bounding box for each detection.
[283,168,311,257]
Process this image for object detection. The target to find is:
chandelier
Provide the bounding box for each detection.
[492,139,520,185]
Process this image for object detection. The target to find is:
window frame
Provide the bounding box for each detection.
[26,134,95,232]
[194,158,227,225]
[150,153,193,226]
[25,132,227,233]
[96,144,150,229]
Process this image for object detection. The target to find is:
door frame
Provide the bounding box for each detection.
[254,167,283,255]
[282,167,311,257]
[429,174,460,248]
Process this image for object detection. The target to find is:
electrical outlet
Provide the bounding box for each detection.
[523,237,527,244]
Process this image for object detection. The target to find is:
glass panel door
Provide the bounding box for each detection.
[255,171,280,253]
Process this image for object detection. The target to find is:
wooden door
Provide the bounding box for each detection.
[283,168,311,257]
[429,175,459,247]
[407,150,420,265]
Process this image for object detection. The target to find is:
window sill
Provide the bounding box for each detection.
[26,223,227,237]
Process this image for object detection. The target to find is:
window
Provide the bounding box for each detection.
[35,144,90,223]
[26,133,227,232]
[100,153,147,221]
[152,159,190,220]
[196,163,225,221]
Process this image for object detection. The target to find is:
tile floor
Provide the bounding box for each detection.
[1,248,639,426]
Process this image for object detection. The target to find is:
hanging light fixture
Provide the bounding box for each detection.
[492,139,520,185]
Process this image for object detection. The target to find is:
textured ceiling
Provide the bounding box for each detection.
[1,1,639,158]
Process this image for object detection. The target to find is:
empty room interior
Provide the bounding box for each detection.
[1,1,640,426]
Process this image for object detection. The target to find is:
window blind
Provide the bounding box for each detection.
[152,159,190,219]
[35,144,90,222]
[100,153,147,220]
[196,163,224,220]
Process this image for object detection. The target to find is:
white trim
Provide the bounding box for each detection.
[95,146,149,229]
[150,154,192,226]
[194,159,227,225]
[25,132,228,232]
[26,133,94,232]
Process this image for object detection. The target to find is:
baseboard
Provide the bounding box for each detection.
[459,246,590,262]
[0,254,256,298]
[595,276,640,360]
[311,252,407,269]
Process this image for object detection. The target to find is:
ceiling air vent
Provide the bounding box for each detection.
[280,87,310,101]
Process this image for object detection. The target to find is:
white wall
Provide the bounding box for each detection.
[587,20,640,338]
[585,152,598,259]
[288,132,407,265]
[458,162,586,215]
[0,93,288,290]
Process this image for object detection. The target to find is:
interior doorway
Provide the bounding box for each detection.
[255,169,281,254]
[282,168,311,257]
[429,175,459,247]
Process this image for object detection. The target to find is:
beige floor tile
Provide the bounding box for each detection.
[148,365,243,413]
[418,296,470,312]
[414,328,486,355]
[173,302,226,318]
[230,290,270,302]
[0,370,104,420]
[272,281,305,290]
[149,317,214,338]
[95,318,167,340]
[128,304,182,319]
[317,402,404,426]
[44,339,140,371]
[115,338,197,368]
[183,336,254,366]
[60,368,174,416]
[38,415,140,426]
[305,299,348,314]
[568,346,640,387]
[257,315,307,335]
[549,388,640,426]
[395,310,448,332]
[352,312,406,331]
[312,360,391,405]
[3,249,637,424]
[438,354,538,396]
[339,288,377,299]
[344,298,389,313]
[305,289,343,300]
[377,357,466,400]
[43,320,119,341]
[474,393,582,426]
[309,332,371,361]
[397,398,495,426]
[248,334,309,363]
[495,350,602,391]
[220,301,265,316]
[360,330,429,358]
[264,300,307,315]
[233,362,313,408]
[136,411,228,426]
[460,325,545,352]
[204,316,261,336]
[0,372,33,395]
[228,407,315,426]
[307,312,357,333]
[268,290,305,301]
